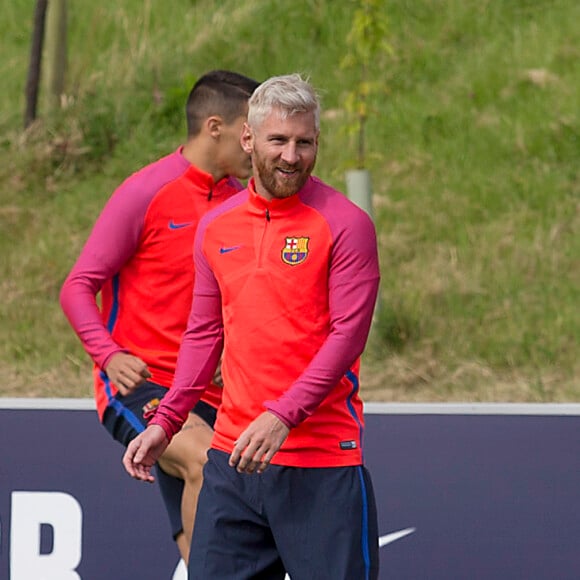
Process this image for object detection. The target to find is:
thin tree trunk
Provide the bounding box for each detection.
[24,0,49,128]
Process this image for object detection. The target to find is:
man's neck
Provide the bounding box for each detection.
[181,138,222,182]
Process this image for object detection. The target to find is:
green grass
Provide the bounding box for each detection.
[1,0,578,401]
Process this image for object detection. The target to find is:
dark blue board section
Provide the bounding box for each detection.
[364,413,580,580]
[0,409,177,578]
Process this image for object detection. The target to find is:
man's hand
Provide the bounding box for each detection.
[229,411,290,474]
[212,357,224,387]
[123,425,169,482]
[105,352,151,395]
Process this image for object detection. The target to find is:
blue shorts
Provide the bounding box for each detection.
[102,381,217,539]
[188,449,379,579]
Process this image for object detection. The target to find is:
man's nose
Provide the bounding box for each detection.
[280,143,299,165]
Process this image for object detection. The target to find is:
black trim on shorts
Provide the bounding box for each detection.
[191,399,218,429]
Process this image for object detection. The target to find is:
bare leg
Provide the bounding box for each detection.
[175,532,190,564]
[158,412,214,564]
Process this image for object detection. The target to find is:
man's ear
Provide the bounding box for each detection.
[206,116,223,139]
[240,122,253,153]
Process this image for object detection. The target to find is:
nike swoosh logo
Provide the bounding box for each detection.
[379,527,416,547]
[168,220,194,230]
[219,245,242,254]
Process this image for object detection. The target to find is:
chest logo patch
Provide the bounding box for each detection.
[281,236,309,266]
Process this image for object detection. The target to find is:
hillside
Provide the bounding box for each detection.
[1,0,578,401]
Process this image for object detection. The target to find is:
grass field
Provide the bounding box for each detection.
[0,0,578,401]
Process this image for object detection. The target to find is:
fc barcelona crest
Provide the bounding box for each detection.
[281,236,309,266]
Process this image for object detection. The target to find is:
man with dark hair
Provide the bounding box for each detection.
[124,73,380,579]
[60,69,260,564]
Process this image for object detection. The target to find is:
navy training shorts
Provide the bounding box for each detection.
[188,448,379,579]
[102,381,217,539]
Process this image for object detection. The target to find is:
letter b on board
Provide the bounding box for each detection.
[10,491,82,579]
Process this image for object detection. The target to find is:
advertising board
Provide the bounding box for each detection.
[1,400,579,579]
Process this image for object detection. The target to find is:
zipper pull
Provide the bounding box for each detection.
[208,187,213,201]
[266,208,271,222]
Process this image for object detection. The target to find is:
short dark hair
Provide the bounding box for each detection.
[185,70,260,137]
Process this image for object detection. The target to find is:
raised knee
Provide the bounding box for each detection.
[184,453,207,484]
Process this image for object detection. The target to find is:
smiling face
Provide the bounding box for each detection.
[242,107,319,200]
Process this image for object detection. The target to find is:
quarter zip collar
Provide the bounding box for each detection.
[178,146,231,200]
[247,178,304,216]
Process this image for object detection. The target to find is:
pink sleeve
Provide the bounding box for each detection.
[59,179,151,369]
[149,222,224,440]
[264,201,380,428]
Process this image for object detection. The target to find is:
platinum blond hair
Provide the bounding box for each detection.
[247,73,320,131]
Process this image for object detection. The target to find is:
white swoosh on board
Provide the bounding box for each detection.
[379,527,416,547]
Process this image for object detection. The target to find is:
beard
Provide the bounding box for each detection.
[252,149,316,200]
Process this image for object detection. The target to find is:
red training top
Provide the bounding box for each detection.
[151,176,380,468]
[60,148,242,419]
